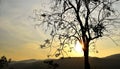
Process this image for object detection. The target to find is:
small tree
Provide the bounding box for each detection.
[33,0,120,69]
[0,56,12,69]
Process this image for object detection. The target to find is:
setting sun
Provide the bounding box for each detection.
[74,41,83,54]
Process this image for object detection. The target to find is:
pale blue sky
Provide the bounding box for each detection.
[0,0,120,60]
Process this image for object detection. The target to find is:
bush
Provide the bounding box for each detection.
[0,56,12,69]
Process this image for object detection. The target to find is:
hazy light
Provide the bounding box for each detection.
[74,41,83,54]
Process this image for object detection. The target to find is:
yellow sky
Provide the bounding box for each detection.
[0,0,120,61]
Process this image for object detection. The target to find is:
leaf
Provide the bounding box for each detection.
[41,13,46,17]
[57,48,61,51]
[60,43,64,46]
[106,12,111,17]
[93,0,100,2]
[47,55,51,58]
[50,30,54,36]
[55,53,60,57]
[96,50,99,53]
[40,45,45,48]
[68,50,72,52]
[45,39,50,44]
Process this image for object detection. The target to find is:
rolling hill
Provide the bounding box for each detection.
[9,54,120,69]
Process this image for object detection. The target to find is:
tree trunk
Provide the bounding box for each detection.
[83,43,90,69]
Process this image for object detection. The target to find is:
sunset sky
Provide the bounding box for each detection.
[0,0,120,61]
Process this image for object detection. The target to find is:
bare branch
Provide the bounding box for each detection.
[33,0,120,62]
[68,0,77,11]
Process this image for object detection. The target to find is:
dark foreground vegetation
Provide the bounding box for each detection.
[1,54,120,69]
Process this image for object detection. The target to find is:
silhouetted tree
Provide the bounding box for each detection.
[0,56,12,69]
[33,0,120,69]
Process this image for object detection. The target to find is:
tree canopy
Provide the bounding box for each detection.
[32,0,120,69]
[32,0,120,57]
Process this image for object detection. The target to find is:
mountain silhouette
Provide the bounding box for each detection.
[9,54,120,69]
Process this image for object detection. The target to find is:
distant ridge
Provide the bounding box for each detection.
[105,54,120,59]
[10,54,120,69]
[11,59,38,64]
